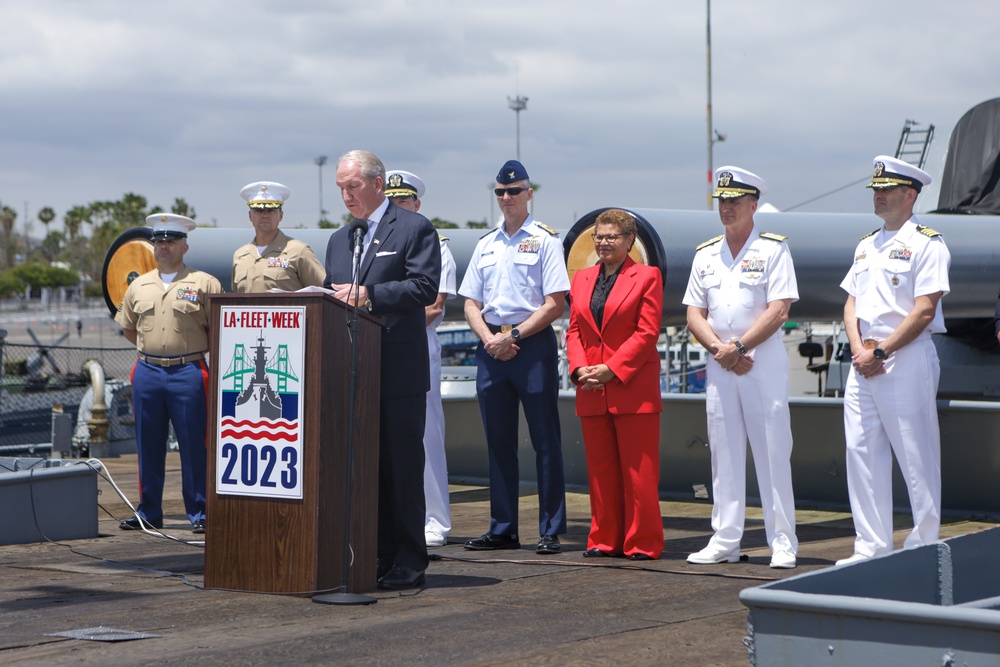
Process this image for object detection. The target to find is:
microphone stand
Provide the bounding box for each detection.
[313,221,376,606]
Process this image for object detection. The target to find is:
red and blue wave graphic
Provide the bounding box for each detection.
[220,417,299,443]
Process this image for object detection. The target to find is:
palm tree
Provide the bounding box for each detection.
[0,204,17,269]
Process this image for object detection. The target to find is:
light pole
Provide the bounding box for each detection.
[507,95,528,161]
[314,155,328,223]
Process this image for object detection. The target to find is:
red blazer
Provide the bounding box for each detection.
[566,257,663,417]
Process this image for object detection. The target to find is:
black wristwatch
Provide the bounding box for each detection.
[873,346,887,360]
[734,340,748,356]
[510,328,521,341]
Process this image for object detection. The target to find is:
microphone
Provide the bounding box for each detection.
[350,218,369,263]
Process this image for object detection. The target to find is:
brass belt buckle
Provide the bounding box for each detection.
[500,324,513,333]
[862,338,880,351]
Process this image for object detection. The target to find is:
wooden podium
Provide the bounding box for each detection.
[204,292,381,595]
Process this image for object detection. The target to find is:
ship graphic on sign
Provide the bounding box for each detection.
[220,332,300,443]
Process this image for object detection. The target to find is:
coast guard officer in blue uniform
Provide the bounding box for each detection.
[460,159,570,555]
[116,214,222,533]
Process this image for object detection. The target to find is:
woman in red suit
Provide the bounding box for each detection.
[566,209,664,560]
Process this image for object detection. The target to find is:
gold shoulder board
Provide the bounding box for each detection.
[859,229,879,241]
[438,234,449,242]
[759,232,788,242]
[916,225,942,238]
[536,223,559,236]
[696,235,724,251]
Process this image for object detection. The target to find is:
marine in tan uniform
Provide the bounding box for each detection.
[231,181,326,292]
[116,213,222,533]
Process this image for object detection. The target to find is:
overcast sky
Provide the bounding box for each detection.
[1,0,997,239]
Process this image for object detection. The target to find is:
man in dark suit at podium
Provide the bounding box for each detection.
[324,150,441,590]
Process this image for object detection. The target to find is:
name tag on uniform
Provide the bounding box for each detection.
[267,257,290,269]
[177,286,200,303]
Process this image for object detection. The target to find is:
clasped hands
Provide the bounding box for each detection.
[484,332,519,361]
[576,364,616,391]
[851,348,886,379]
[714,341,754,376]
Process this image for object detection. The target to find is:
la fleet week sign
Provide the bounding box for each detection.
[216,306,305,499]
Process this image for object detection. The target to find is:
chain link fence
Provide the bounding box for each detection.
[0,339,139,453]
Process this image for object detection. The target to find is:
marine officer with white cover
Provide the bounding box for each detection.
[683,166,799,569]
[116,214,223,533]
[836,156,950,566]
[231,181,325,293]
[384,169,457,547]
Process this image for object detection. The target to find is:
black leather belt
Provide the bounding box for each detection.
[138,352,205,367]
[486,323,517,334]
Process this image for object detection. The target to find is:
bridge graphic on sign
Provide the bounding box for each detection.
[221,332,299,422]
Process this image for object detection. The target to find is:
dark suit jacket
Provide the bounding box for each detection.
[324,201,441,399]
[566,257,663,416]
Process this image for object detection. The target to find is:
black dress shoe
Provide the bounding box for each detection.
[376,560,392,582]
[536,535,561,554]
[583,548,613,558]
[628,553,654,561]
[464,533,521,551]
[120,516,162,530]
[377,566,425,590]
[191,519,205,534]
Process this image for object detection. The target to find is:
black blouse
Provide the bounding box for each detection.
[589,262,624,331]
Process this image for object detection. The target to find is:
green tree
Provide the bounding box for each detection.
[40,230,65,262]
[430,217,459,229]
[0,203,18,269]
[171,197,196,218]
[466,220,490,229]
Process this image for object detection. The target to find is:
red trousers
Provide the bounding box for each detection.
[581,412,663,558]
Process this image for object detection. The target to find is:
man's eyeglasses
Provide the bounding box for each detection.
[494,187,528,197]
[592,233,622,243]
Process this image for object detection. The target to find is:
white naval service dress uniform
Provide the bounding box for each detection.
[682,227,799,557]
[840,218,950,557]
[424,239,457,541]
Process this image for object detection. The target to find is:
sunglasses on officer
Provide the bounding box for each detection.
[494,187,529,197]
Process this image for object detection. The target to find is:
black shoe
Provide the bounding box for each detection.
[536,536,561,554]
[628,553,654,561]
[464,533,521,551]
[377,566,425,590]
[583,548,613,558]
[191,519,205,534]
[120,516,162,530]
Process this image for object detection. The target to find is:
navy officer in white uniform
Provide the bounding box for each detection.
[384,169,457,548]
[460,159,570,555]
[683,166,799,569]
[836,156,950,566]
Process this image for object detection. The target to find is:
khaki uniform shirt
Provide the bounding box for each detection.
[231,230,326,293]
[116,266,222,356]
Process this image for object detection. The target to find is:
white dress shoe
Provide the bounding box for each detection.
[769,550,797,569]
[687,546,740,564]
[425,531,447,547]
[835,552,871,566]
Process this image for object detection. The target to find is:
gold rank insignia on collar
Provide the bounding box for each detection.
[916,225,942,238]
[759,232,788,242]
[696,235,724,250]
[536,223,559,236]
